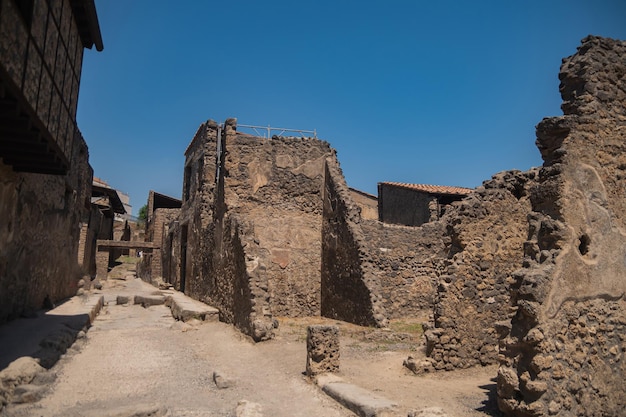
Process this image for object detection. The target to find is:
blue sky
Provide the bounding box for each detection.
[77,1,626,215]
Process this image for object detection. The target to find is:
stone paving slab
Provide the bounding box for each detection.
[163,291,219,322]
[133,294,166,307]
[316,374,398,417]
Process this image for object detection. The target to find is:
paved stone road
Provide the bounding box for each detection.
[5,278,353,417]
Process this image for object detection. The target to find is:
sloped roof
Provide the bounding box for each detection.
[379,182,473,196]
[92,183,126,214]
[70,0,104,51]
[151,191,182,211]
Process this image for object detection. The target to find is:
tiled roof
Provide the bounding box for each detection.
[379,182,473,196]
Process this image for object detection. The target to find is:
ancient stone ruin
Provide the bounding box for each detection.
[306,325,340,376]
[135,35,625,416]
[498,35,626,417]
[424,169,538,370]
[0,0,103,324]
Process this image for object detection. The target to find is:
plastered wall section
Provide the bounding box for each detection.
[378,185,436,226]
[222,132,331,318]
[498,36,626,417]
[349,189,378,220]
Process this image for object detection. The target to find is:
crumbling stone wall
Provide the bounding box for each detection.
[423,170,536,370]
[177,120,219,300]
[0,131,91,323]
[498,36,626,416]
[321,156,389,327]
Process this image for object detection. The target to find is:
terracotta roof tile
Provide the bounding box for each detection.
[379,182,473,196]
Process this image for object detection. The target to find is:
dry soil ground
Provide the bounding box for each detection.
[4,260,500,417]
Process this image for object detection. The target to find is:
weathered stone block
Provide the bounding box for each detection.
[306,325,339,376]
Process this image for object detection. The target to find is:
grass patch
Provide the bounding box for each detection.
[116,256,141,264]
[389,320,424,335]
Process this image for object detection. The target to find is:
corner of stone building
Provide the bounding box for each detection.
[497,35,626,417]
[321,154,389,328]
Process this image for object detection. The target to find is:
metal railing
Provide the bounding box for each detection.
[238,124,317,139]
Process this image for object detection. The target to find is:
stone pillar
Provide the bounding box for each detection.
[306,325,339,376]
[77,222,88,267]
[95,248,109,280]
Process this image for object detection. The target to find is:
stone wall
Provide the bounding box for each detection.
[423,170,536,370]
[176,120,218,299]
[0,130,91,323]
[360,219,447,319]
[321,155,454,326]
[162,119,333,340]
[321,156,389,327]
[77,204,103,276]
[178,119,256,334]
[139,207,179,283]
[222,131,330,318]
[498,36,626,416]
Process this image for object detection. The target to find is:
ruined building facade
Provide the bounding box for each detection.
[498,35,626,417]
[423,170,537,370]
[138,35,626,414]
[155,120,332,340]
[0,0,103,322]
[146,119,466,340]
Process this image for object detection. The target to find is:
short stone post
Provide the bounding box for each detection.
[306,325,339,376]
[95,248,110,280]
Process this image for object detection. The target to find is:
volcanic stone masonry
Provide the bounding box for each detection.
[497,35,626,416]
[158,119,334,341]
[141,37,625,415]
[423,169,538,370]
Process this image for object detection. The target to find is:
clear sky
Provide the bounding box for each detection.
[77,1,626,215]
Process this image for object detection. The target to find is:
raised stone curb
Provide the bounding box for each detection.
[47,294,104,326]
[164,292,219,322]
[315,374,397,417]
[1,294,104,408]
